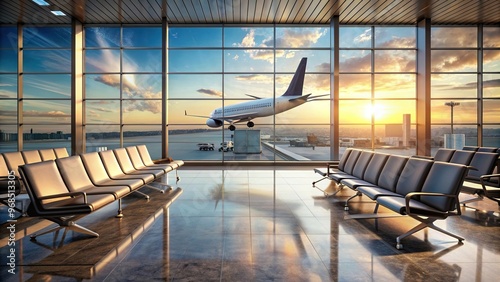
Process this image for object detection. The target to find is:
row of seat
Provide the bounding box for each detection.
[417,147,500,206]
[313,148,470,249]
[0,147,71,214]
[18,145,183,240]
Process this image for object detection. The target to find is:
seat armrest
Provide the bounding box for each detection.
[411,155,433,160]
[480,173,500,181]
[326,161,340,174]
[480,173,500,190]
[405,192,461,215]
[38,191,88,204]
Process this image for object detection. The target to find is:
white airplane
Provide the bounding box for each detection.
[185,57,327,131]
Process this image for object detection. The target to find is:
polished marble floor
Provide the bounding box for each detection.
[1,166,500,281]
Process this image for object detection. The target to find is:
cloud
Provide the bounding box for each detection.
[237,28,327,62]
[197,88,222,97]
[448,78,500,90]
[24,110,70,118]
[0,94,11,98]
[431,28,477,48]
[235,74,272,82]
[354,28,372,44]
[123,100,161,114]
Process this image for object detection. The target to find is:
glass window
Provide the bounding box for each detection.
[23,27,71,48]
[0,125,17,153]
[85,27,120,48]
[224,27,274,48]
[374,124,416,157]
[431,74,477,98]
[86,100,120,124]
[23,50,72,72]
[223,73,273,99]
[168,125,223,161]
[0,49,17,72]
[373,100,416,124]
[483,100,500,123]
[123,125,162,159]
[339,27,372,48]
[274,125,330,161]
[224,51,274,72]
[23,74,71,99]
[23,100,71,124]
[482,125,500,147]
[0,75,17,98]
[85,74,121,98]
[483,50,500,72]
[374,50,415,72]
[86,125,121,152]
[0,100,17,123]
[170,27,222,48]
[22,125,71,152]
[431,27,477,48]
[339,100,372,124]
[123,50,162,72]
[340,50,371,72]
[374,74,415,98]
[85,49,121,72]
[339,74,371,98]
[375,27,416,48]
[483,74,500,98]
[123,27,162,47]
[431,100,477,124]
[169,74,222,99]
[122,74,162,99]
[168,50,222,72]
[169,100,222,125]
[484,27,500,48]
[275,50,330,72]
[339,125,372,148]
[275,100,330,124]
[0,27,17,49]
[275,27,330,48]
[122,100,162,124]
[431,50,477,72]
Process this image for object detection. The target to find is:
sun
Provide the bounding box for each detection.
[363,103,385,121]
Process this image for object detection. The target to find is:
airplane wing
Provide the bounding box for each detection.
[288,94,311,102]
[184,110,211,119]
[245,94,263,99]
[308,94,330,100]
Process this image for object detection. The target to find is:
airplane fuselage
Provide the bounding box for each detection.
[206,95,308,128]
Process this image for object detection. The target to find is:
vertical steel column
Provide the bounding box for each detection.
[477,24,483,146]
[17,24,23,151]
[330,16,340,160]
[162,18,169,159]
[71,19,85,155]
[416,18,431,156]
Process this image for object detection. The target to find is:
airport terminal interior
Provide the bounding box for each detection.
[1,0,500,281]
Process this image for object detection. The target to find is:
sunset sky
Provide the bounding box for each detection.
[0,25,499,132]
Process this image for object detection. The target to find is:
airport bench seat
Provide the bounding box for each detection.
[19,160,117,238]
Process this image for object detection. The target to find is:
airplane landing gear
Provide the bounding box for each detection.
[228,125,236,131]
[247,121,254,128]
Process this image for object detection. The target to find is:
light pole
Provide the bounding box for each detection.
[444,101,460,134]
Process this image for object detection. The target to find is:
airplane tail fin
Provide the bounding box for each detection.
[282,57,307,97]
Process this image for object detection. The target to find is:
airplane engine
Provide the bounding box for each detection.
[206,118,223,128]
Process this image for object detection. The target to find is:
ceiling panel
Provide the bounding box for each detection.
[0,0,499,25]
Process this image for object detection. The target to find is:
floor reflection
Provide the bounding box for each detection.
[1,167,499,281]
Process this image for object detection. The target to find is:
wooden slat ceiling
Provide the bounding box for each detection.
[1,0,499,25]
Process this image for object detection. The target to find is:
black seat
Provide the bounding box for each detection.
[449,150,475,165]
[354,155,409,205]
[376,162,468,249]
[433,148,456,162]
